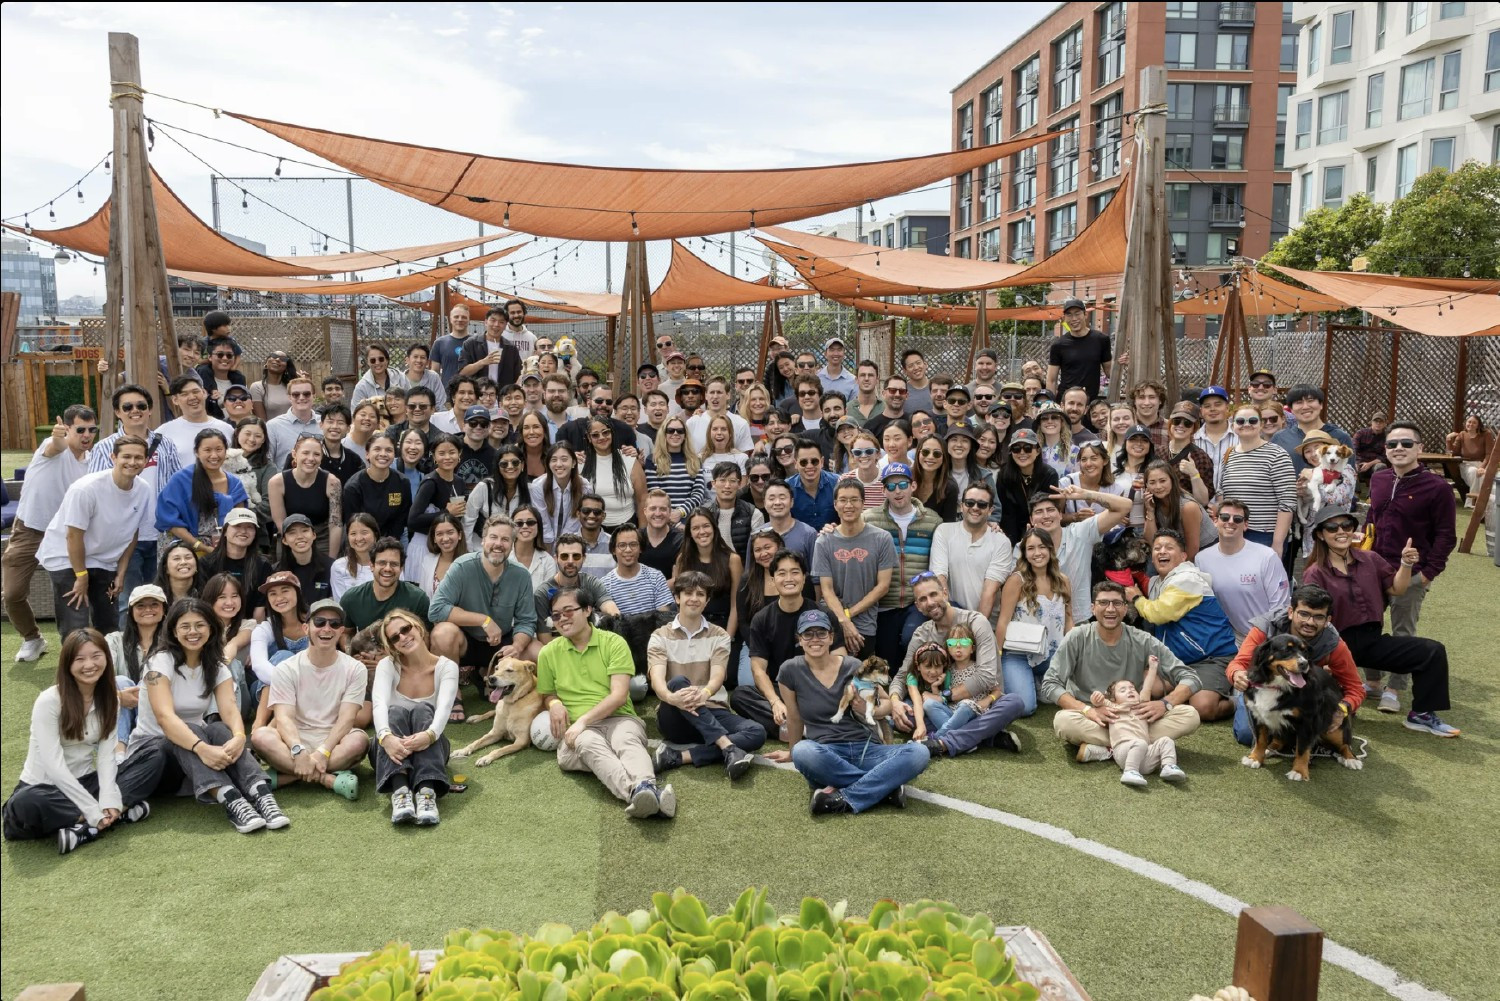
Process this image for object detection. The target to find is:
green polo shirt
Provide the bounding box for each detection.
[537,627,637,723]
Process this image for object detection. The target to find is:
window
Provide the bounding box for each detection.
[1166,33,1197,69]
[1300,171,1314,216]
[1493,124,1499,164]
[1167,183,1192,220]
[982,82,1004,145]
[1294,100,1313,149]
[979,228,1001,261]
[1009,218,1034,260]
[1168,83,1196,120]
[1396,143,1418,197]
[1366,156,1379,194]
[1053,27,1083,111]
[1318,91,1349,144]
[1047,203,1078,252]
[1166,133,1194,168]
[1011,157,1036,210]
[1332,11,1354,64]
[957,177,972,230]
[1166,2,1198,16]
[957,102,974,149]
[1091,189,1116,219]
[1210,184,1244,224]
[1275,139,1286,169]
[1050,118,1080,197]
[1430,137,1455,172]
[1097,3,1126,84]
[1281,32,1298,70]
[1206,233,1239,265]
[1439,2,1465,17]
[1171,232,1189,265]
[1215,84,1250,123]
[1014,56,1039,132]
[869,231,882,247]
[1216,33,1250,71]
[1278,83,1294,122]
[1489,31,1500,93]
[953,238,971,259]
[1272,183,1292,227]
[980,161,1001,221]
[1407,2,1427,33]
[1211,133,1245,169]
[1399,59,1434,120]
[1093,92,1124,180]
[1367,73,1385,128]
[1439,51,1461,110]
[1323,166,1345,207]
[1307,22,1322,75]
[906,226,927,250]
[1376,2,1388,48]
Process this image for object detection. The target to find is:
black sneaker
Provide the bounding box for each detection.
[124,802,151,824]
[993,730,1021,754]
[723,745,753,780]
[810,787,853,815]
[922,737,947,758]
[653,743,684,773]
[57,823,100,855]
[254,792,291,830]
[883,784,909,809]
[223,793,267,834]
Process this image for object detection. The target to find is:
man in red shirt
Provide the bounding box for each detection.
[1225,584,1363,747]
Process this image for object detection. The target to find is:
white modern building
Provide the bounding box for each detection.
[1283,1,1500,225]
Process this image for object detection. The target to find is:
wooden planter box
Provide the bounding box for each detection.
[246,927,1090,1001]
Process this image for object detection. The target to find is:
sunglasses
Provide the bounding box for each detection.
[1001,392,1025,401]
[1250,379,1276,388]
[687,365,706,372]
[1262,416,1282,425]
[961,498,992,509]
[225,395,250,403]
[798,389,819,397]
[407,402,431,410]
[851,447,878,458]
[664,427,687,436]
[885,387,908,395]
[885,479,912,490]
[311,615,344,629]
[657,340,674,348]
[919,448,945,459]
[797,458,823,467]
[552,604,583,618]
[466,419,492,428]
[385,622,414,643]
[748,473,771,483]
[1010,444,1037,454]
[498,458,522,469]
[736,378,754,386]
[119,401,152,413]
[1216,512,1247,524]
[775,445,795,455]
[1233,416,1261,426]
[579,508,606,518]
[974,394,995,401]
[796,362,818,369]
[1169,417,1196,428]
[513,518,537,528]
[1323,520,1360,533]
[588,430,613,440]
[909,570,937,586]
[556,553,583,562]
[946,397,969,406]
[945,638,974,648]
[72,426,99,435]
[1385,439,1418,450]
[290,391,314,399]
[212,352,236,360]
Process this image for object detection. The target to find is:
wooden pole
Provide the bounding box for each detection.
[1452,337,1470,434]
[756,302,774,384]
[1232,906,1322,1001]
[605,316,618,389]
[433,283,449,347]
[1209,312,1229,387]
[638,244,656,375]
[1458,433,1498,554]
[1386,329,1402,420]
[1320,325,1335,402]
[618,243,638,393]
[1116,66,1174,399]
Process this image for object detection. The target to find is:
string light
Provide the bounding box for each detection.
[274,159,283,178]
[146,123,155,151]
[76,186,84,202]
[47,202,55,221]
[748,210,757,237]
[503,203,511,228]
[630,211,639,236]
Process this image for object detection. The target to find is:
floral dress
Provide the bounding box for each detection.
[1041,441,1081,479]
[1012,592,1068,667]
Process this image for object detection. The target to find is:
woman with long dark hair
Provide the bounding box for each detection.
[129,598,288,834]
[202,572,256,722]
[517,411,550,480]
[3,629,160,853]
[155,428,248,557]
[975,426,1003,473]
[506,503,557,590]
[351,342,410,407]
[1057,441,1128,526]
[995,529,1073,717]
[404,512,468,600]
[342,434,412,544]
[767,432,799,481]
[371,609,459,827]
[408,433,467,553]
[201,508,273,614]
[330,513,378,600]
[231,417,276,537]
[1114,424,1157,535]
[250,350,298,422]
[465,444,530,550]
[105,584,166,754]
[996,430,1061,542]
[737,455,776,519]
[154,539,203,603]
[673,507,741,637]
[530,441,585,546]
[583,416,648,529]
[944,425,993,499]
[248,572,311,715]
[1141,459,1207,558]
[828,418,862,475]
[1164,403,1214,506]
[734,527,801,687]
[394,428,429,499]
[911,433,956,522]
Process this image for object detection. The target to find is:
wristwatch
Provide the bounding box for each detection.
[290,743,305,757]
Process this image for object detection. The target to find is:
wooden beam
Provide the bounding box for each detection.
[1320,324,1334,403]
[1232,906,1322,1001]
[1386,330,1402,420]
[1458,432,1499,555]
[1117,66,1173,399]
[638,243,656,377]
[433,283,449,347]
[605,316,618,389]
[1452,337,1470,435]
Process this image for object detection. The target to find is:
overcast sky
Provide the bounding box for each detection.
[1,1,1055,300]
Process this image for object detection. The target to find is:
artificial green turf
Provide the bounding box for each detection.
[2,506,1495,1001]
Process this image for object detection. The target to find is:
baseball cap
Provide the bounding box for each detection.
[1169,401,1201,422]
[308,598,345,621]
[1198,385,1230,403]
[834,416,859,431]
[464,405,491,423]
[259,570,302,594]
[881,462,913,484]
[127,584,167,607]
[224,386,251,400]
[521,372,541,383]
[944,423,978,443]
[823,337,845,351]
[664,351,686,363]
[1000,381,1025,393]
[1061,297,1086,312]
[224,508,258,528]
[1009,428,1040,447]
[1249,368,1277,382]
[637,362,659,376]
[1125,423,1153,440]
[945,385,972,401]
[1034,401,1064,419]
[280,514,314,534]
[796,609,833,634]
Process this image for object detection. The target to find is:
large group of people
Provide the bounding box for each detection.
[3,297,1473,850]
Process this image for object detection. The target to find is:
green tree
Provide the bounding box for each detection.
[1366,161,1500,279]
[1260,192,1386,273]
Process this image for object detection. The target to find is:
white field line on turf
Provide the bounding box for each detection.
[760,759,1452,1001]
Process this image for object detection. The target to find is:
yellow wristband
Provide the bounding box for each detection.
[426,728,438,742]
[377,729,393,741]
[316,746,330,757]
[74,570,89,578]
[483,616,493,627]
[843,608,852,619]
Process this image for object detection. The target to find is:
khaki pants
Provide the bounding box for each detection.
[1053,704,1201,748]
[555,714,653,803]
[1,519,44,639]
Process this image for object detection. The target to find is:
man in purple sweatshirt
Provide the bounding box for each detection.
[1362,421,1457,712]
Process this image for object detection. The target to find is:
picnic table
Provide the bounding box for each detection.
[1418,453,1467,503]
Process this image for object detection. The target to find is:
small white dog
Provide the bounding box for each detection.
[1298,442,1352,524]
[222,448,262,509]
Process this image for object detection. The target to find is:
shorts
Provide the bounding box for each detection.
[1186,656,1234,698]
[457,633,511,670]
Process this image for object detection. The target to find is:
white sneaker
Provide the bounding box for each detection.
[414,787,440,826]
[656,783,677,819]
[1160,764,1187,783]
[390,788,415,825]
[1076,743,1113,763]
[15,636,47,663]
[1378,690,1401,714]
[1120,769,1148,787]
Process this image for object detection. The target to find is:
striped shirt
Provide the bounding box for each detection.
[646,618,732,703]
[645,453,705,516]
[1218,443,1297,534]
[602,565,675,615]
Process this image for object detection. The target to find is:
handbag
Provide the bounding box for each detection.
[1002,621,1048,655]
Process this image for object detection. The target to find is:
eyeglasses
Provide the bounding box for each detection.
[797,458,823,467]
[885,387,908,395]
[945,638,974,648]
[556,553,583,562]
[119,401,152,413]
[1249,379,1276,388]
[552,604,582,618]
[885,479,912,490]
[748,473,771,483]
[1216,512,1247,524]
[1094,599,1128,609]
[961,498,992,509]
[1001,392,1025,401]
[588,430,613,441]
[579,508,606,518]
[800,628,831,640]
[385,622,414,644]
[311,615,344,629]
[1233,416,1261,426]
[1010,445,1037,455]
[498,458,522,469]
[1385,439,1418,450]
[373,559,402,570]
[513,518,537,528]
[851,447,878,458]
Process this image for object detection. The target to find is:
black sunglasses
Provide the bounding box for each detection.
[311,615,344,629]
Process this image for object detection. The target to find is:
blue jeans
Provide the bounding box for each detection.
[916,700,977,738]
[790,739,930,813]
[115,539,158,618]
[1001,652,1052,717]
[115,675,138,745]
[737,645,754,688]
[1232,693,1253,746]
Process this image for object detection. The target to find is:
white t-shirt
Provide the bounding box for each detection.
[130,651,233,746]
[1195,541,1290,642]
[930,522,1016,623]
[37,471,154,572]
[1054,517,1103,624]
[268,649,367,739]
[15,442,89,528]
[158,414,233,460]
[17,686,120,825]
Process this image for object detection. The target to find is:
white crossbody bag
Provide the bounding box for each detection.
[1002,621,1048,655]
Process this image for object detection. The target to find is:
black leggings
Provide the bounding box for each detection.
[1340,622,1450,714]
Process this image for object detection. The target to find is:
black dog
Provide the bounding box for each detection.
[595,609,675,675]
[1241,633,1361,781]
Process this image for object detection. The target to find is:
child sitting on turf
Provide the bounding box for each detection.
[1089,656,1187,787]
[907,623,999,745]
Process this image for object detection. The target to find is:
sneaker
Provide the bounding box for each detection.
[1160,764,1187,783]
[124,802,151,824]
[1404,712,1461,738]
[883,784,908,810]
[57,823,100,855]
[15,636,47,663]
[390,787,416,825]
[414,787,440,826]
[625,780,660,818]
[922,737,947,758]
[223,793,267,834]
[811,786,853,815]
[993,730,1021,754]
[722,745,752,780]
[1076,743,1112,764]
[653,743,685,773]
[655,783,677,819]
[1120,769,1147,788]
[254,792,291,830]
[1379,691,1401,714]
[1362,681,1380,698]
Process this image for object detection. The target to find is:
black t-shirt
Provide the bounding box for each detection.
[1048,329,1112,397]
[639,526,683,578]
[342,470,413,543]
[284,553,333,605]
[455,442,498,490]
[746,597,846,682]
[201,550,273,613]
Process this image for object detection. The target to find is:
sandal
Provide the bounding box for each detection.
[449,701,467,724]
[330,771,358,801]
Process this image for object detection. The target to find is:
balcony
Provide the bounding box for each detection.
[1217,3,1255,25]
[1048,232,1077,253]
[1060,44,1083,68]
[1209,203,1243,225]
[1213,104,1250,125]
[1021,73,1040,95]
[1011,242,1034,261]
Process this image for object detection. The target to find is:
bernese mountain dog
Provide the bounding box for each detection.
[1241,633,1362,782]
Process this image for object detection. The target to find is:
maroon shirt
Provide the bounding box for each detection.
[1302,550,1395,632]
[1367,466,1456,581]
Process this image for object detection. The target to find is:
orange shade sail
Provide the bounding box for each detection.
[995,172,1133,286]
[1267,265,1500,337]
[838,296,1112,324]
[1174,270,1348,316]
[230,110,1062,241]
[756,227,1030,297]
[167,246,518,296]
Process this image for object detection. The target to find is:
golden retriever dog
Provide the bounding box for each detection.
[451,657,543,766]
